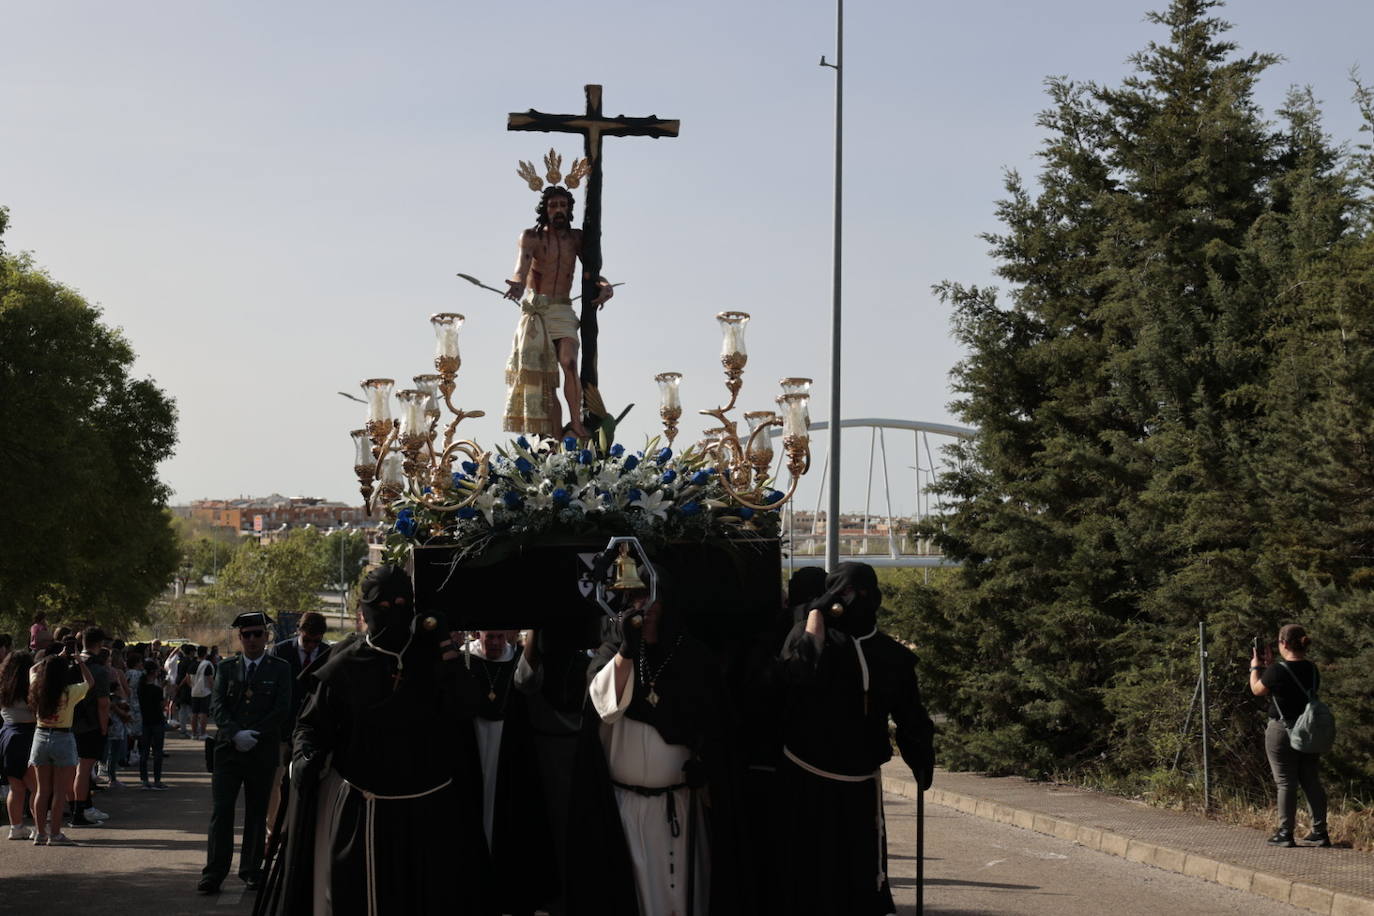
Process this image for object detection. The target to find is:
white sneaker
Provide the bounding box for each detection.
[85,807,110,821]
[8,825,33,840]
[47,832,76,846]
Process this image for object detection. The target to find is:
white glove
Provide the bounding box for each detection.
[232,729,260,753]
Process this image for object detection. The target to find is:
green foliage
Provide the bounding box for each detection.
[0,220,179,634]
[917,0,1374,794]
[204,528,332,616]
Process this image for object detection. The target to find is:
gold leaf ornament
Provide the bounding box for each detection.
[543,149,563,185]
[565,158,590,189]
[517,160,544,192]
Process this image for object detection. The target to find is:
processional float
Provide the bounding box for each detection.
[347,86,815,635]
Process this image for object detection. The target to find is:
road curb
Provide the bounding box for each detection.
[883,775,1374,916]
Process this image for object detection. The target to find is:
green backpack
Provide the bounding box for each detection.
[1275,662,1336,755]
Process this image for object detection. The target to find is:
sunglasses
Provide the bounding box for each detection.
[240,630,267,639]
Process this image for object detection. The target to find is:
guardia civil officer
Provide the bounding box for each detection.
[199,612,291,895]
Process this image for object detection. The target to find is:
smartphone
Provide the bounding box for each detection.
[1252,636,1263,657]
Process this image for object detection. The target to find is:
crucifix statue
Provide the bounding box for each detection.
[502,85,678,439]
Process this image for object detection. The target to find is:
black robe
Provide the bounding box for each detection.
[773,622,934,915]
[457,649,556,915]
[564,634,745,916]
[255,634,488,916]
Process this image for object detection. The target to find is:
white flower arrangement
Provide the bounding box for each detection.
[385,434,784,561]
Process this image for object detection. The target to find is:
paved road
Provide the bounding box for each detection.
[0,731,255,915]
[884,791,1310,915]
[2,733,1308,915]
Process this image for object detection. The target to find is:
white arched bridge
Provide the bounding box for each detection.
[770,418,975,570]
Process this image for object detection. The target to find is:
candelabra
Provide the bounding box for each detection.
[657,311,812,511]
[354,313,492,518]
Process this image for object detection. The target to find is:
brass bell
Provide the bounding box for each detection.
[422,616,438,631]
[627,614,644,629]
[609,542,648,592]
[828,602,845,617]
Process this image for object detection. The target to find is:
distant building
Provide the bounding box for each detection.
[182,494,368,535]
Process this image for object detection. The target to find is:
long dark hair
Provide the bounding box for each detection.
[534,186,575,231]
[28,655,71,721]
[0,650,34,708]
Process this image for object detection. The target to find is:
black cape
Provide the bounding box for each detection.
[773,621,935,915]
[255,634,488,916]
[564,635,747,916]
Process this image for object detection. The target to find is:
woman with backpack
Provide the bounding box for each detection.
[1249,623,1329,848]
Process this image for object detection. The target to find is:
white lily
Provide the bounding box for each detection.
[632,488,671,520]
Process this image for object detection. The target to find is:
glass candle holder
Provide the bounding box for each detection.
[716,311,750,366]
[655,372,683,412]
[431,312,465,361]
[362,378,395,424]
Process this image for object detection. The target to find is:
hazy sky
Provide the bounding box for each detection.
[4,0,1371,515]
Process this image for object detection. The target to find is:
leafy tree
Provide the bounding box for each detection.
[0,213,180,634]
[205,528,330,616]
[919,0,1373,794]
[321,527,369,589]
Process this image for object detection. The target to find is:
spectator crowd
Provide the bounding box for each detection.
[0,616,224,847]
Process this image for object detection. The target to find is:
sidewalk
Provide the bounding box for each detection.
[883,763,1374,916]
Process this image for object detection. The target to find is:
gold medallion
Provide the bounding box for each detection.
[647,688,659,707]
[488,691,497,702]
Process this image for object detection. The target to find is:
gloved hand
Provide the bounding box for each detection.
[915,746,935,792]
[232,729,260,753]
[617,611,643,660]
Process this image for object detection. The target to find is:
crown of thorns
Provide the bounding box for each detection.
[516,149,589,193]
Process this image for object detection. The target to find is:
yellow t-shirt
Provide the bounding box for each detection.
[28,670,89,729]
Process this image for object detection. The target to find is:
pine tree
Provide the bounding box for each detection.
[919,0,1370,790]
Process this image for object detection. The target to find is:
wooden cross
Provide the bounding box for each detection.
[508,85,679,395]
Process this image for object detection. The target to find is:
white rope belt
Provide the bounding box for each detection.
[783,747,887,890]
[342,777,453,916]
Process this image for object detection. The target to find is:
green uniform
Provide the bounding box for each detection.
[202,652,291,886]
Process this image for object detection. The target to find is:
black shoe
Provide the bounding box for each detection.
[1303,830,1332,847]
[67,814,101,828]
[197,877,222,895]
[244,874,263,891]
[1267,830,1296,847]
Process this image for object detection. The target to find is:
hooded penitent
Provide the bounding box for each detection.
[357,563,415,650]
[808,561,880,637]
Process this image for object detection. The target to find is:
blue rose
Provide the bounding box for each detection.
[457,506,479,520]
[609,444,625,457]
[517,436,530,450]
[563,436,577,451]
[552,487,570,506]
[738,507,755,520]
[766,489,785,505]
[622,455,639,472]
[502,491,524,509]
[627,488,642,502]
[655,447,672,464]
[578,449,594,465]
[679,501,702,517]
[661,468,677,484]
[394,508,418,537]
[690,469,714,486]
[461,461,478,475]
[451,472,468,487]
[515,457,534,475]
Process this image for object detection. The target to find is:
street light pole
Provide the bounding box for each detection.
[821,0,844,571]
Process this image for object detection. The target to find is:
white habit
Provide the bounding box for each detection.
[589,659,709,916]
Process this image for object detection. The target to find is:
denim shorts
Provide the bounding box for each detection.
[29,728,78,768]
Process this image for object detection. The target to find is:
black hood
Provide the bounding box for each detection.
[808,562,880,636]
[358,563,415,652]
